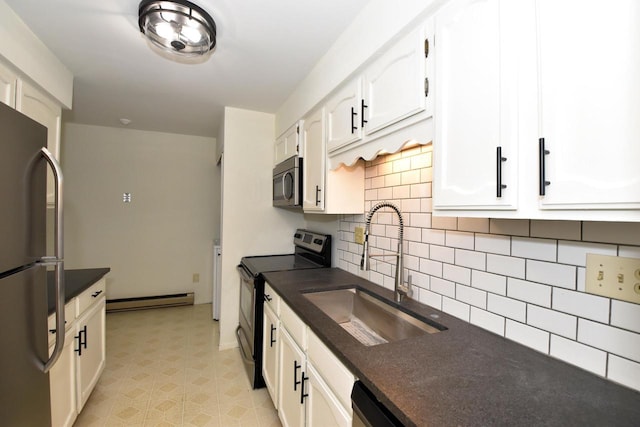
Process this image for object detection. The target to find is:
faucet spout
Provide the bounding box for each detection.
[360,202,411,303]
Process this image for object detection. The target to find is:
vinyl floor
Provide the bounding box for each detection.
[74,303,281,427]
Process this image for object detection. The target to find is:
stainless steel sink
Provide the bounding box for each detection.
[303,288,444,346]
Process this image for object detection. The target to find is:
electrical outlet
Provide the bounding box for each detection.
[192,273,200,283]
[585,254,640,304]
[354,227,365,245]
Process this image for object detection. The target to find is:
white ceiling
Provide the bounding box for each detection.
[5,0,370,137]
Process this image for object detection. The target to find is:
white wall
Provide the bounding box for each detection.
[219,107,306,349]
[275,0,445,136]
[338,145,640,393]
[61,123,218,304]
[0,0,73,108]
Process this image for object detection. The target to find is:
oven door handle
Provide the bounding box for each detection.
[235,326,256,365]
[237,265,254,282]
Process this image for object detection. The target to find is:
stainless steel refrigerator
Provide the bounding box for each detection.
[0,101,65,426]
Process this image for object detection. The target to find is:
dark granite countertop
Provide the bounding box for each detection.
[262,268,640,427]
[47,268,110,315]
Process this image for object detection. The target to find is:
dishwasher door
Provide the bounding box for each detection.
[351,381,404,427]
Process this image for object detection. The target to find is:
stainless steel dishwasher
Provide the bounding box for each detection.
[352,381,404,427]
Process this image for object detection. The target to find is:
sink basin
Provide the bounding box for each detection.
[303,287,444,346]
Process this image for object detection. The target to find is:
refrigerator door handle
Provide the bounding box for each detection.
[40,147,65,373]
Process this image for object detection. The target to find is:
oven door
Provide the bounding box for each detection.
[237,265,256,356]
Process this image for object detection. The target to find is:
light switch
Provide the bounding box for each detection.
[586,254,640,303]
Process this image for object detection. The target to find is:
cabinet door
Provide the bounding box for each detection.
[433,0,520,210]
[16,81,62,206]
[302,108,326,211]
[75,298,106,412]
[0,61,17,108]
[275,123,301,165]
[49,328,77,427]
[537,0,640,209]
[362,25,427,135]
[263,304,279,408]
[326,78,362,153]
[278,327,306,427]
[306,363,351,427]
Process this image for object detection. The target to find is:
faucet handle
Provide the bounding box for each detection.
[402,274,414,299]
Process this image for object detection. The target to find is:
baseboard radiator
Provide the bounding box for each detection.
[106,292,194,312]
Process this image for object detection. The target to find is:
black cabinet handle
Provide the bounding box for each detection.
[496,146,507,198]
[539,138,551,195]
[361,99,368,128]
[264,294,272,302]
[92,290,103,298]
[270,324,276,347]
[424,38,430,58]
[293,360,302,391]
[425,77,430,98]
[351,107,357,134]
[49,320,67,334]
[74,325,87,356]
[300,372,309,404]
[315,185,321,206]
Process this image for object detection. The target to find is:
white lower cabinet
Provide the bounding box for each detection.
[263,303,280,408]
[47,278,106,426]
[75,295,106,412]
[267,297,355,427]
[49,328,77,427]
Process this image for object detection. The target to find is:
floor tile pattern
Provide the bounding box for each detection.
[74,304,281,427]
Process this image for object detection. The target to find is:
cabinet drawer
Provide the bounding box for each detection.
[308,330,356,411]
[76,278,106,316]
[47,301,76,346]
[280,301,307,350]
[264,282,280,315]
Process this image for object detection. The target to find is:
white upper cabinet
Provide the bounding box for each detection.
[0,61,18,108]
[363,24,429,136]
[326,78,363,153]
[536,0,640,210]
[275,122,302,166]
[433,0,521,211]
[17,80,62,207]
[302,108,326,212]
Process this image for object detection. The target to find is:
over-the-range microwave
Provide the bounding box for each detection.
[273,155,302,209]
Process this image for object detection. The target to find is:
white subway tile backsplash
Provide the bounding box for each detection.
[393,157,411,173]
[392,185,411,199]
[578,319,640,363]
[410,183,431,198]
[430,245,455,264]
[557,241,617,267]
[420,258,443,277]
[553,288,610,324]
[527,305,577,339]
[611,300,640,334]
[457,217,490,233]
[526,260,576,289]
[404,254,420,271]
[377,186,393,200]
[401,169,421,185]
[455,284,486,309]
[445,231,475,250]
[430,277,456,298]
[505,320,550,353]
[507,278,551,308]
[512,237,557,262]
[487,294,526,322]
[475,234,511,256]
[530,220,581,241]
[401,198,421,213]
[443,297,470,321]
[487,254,525,279]
[550,335,607,376]
[470,307,505,336]
[418,288,442,310]
[583,222,640,246]
[408,241,429,258]
[411,152,432,169]
[421,168,433,184]
[385,172,401,187]
[410,213,431,228]
[454,249,486,270]
[490,219,530,237]
[404,227,422,243]
[422,229,445,245]
[421,197,432,214]
[608,355,640,393]
[577,267,586,292]
[431,216,458,231]
[444,264,471,286]
[619,246,640,258]
[409,271,429,289]
[471,270,507,295]
[377,160,393,175]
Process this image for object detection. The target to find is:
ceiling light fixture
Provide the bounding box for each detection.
[138,0,217,57]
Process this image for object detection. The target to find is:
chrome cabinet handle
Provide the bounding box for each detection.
[40,147,65,373]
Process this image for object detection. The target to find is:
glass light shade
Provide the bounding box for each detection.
[138,0,216,57]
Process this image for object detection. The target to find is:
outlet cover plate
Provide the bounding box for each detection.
[585,253,640,304]
[354,227,365,245]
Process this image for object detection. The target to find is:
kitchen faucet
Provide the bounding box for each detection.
[360,202,411,303]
